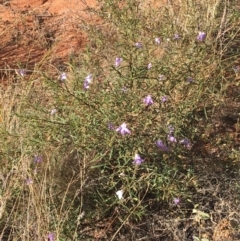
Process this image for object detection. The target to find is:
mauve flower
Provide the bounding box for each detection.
[50,108,57,115]
[143,95,154,106]
[115,57,123,67]
[121,86,128,93]
[187,76,194,83]
[173,33,180,40]
[168,125,175,135]
[173,198,180,205]
[197,31,206,41]
[155,37,161,45]
[147,63,152,69]
[135,42,143,48]
[233,65,240,74]
[47,233,54,241]
[161,96,168,103]
[83,74,93,90]
[116,123,131,135]
[108,123,114,130]
[60,72,67,81]
[16,69,26,77]
[116,190,123,199]
[33,155,42,164]
[168,135,177,143]
[133,154,144,165]
[180,138,191,149]
[83,81,90,90]
[85,74,93,84]
[158,74,167,81]
[156,140,169,151]
[26,178,33,185]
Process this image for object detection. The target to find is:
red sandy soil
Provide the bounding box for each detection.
[0,0,99,78]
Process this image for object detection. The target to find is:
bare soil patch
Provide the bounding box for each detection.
[0,0,99,80]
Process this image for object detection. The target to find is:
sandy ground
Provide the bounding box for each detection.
[0,0,99,74]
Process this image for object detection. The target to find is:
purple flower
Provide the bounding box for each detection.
[60,72,67,81]
[168,135,177,143]
[16,69,26,77]
[135,42,143,48]
[156,140,169,151]
[161,96,168,103]
[83,74,93,90]
[133,153,144,165]
[33,155,43,164]
[147,63,152,69]
[47,233,54,241]
[115,57,123,68]
[173,33,180,40]
[186,76,194,83]
[143,95,154,106]
[155,37,161,45]
[197,31,206,41]
[233,65,240,74]
[168,125,175,135]
[116,123,131,135]
[83,81,90,90]
[180,138,191,149]
[84,82,90,90]
[50,108,57,115]
[108,123,115,130]
[26,178,33,185]
[173,198,180,205]
[85,74,93,84]
[158,74,166,81]
[121,86,128,93]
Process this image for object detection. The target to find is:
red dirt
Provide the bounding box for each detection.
[0,0,98,76]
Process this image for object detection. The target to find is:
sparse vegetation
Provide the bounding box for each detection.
[0,0,240,240]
